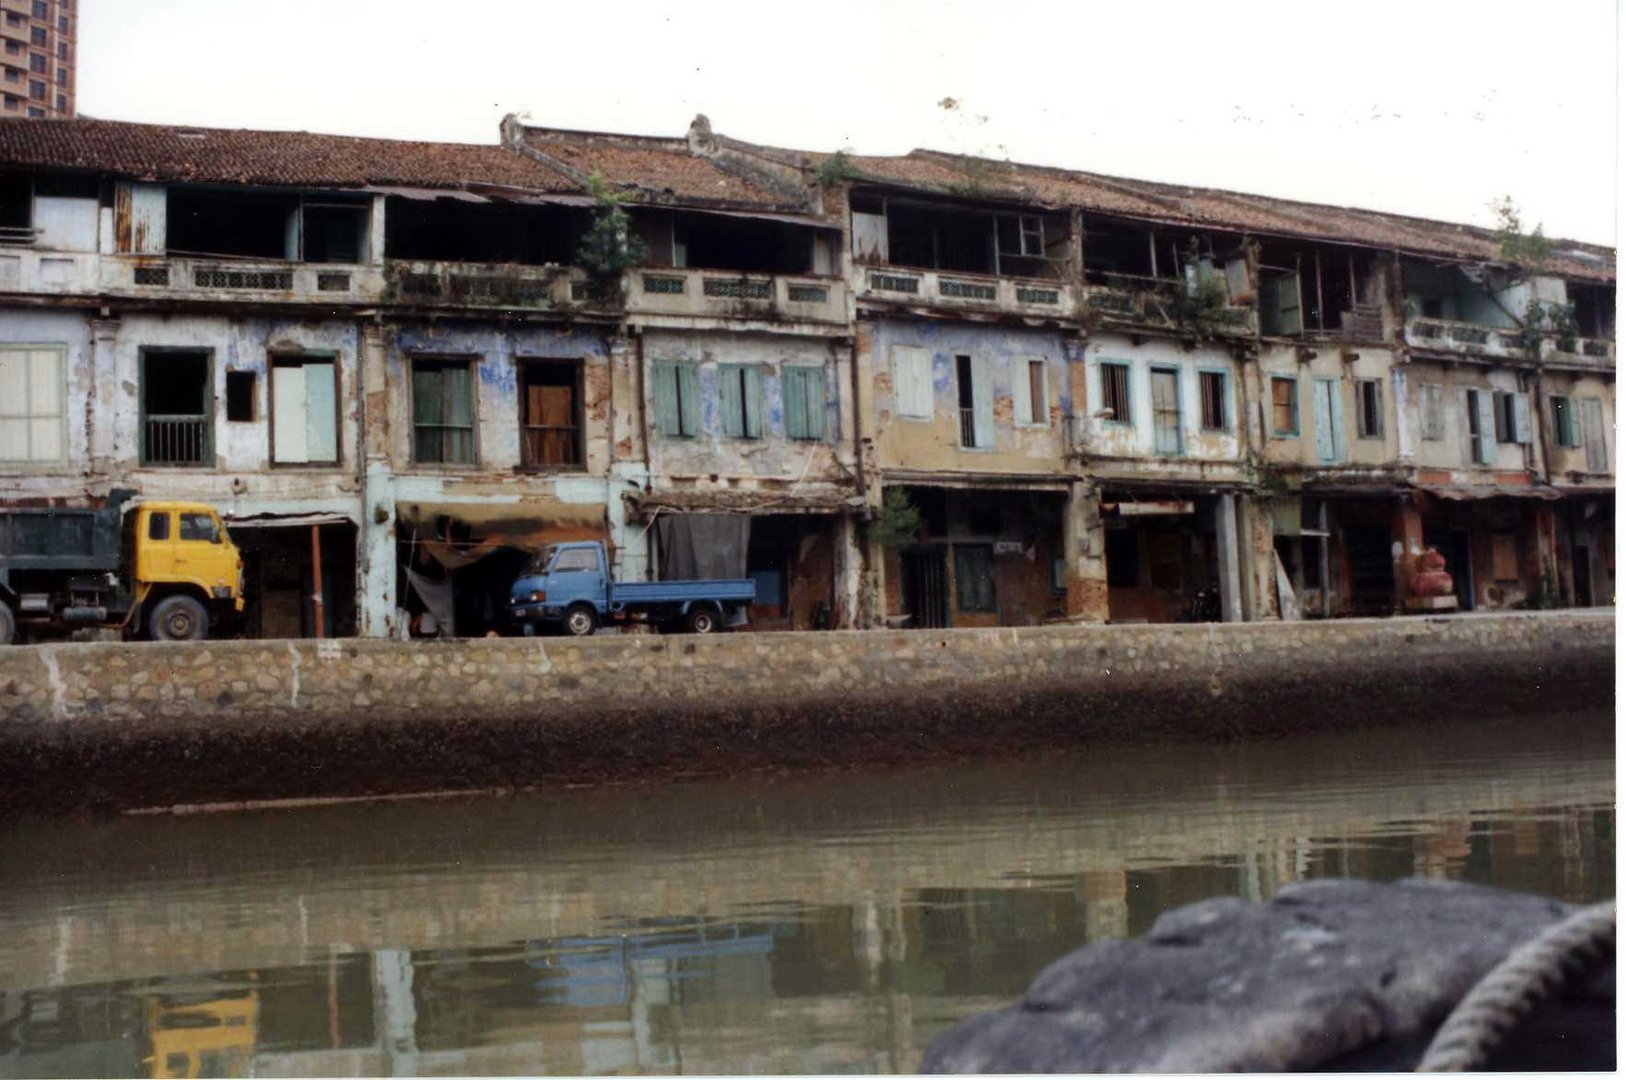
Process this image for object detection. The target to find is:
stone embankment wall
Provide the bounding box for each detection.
[0,611,1612,815]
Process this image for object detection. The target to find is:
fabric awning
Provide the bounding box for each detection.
[1412,484,1563,501]
[223,511,356,528]
[626,488,862,516]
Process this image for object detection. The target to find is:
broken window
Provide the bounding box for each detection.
[1100,362,1131,425]
[1550,395,1578,447]
[781,366,827,441]
[1014,357,1048,426]
[271,356,338,465]
[651,361,699,438]
[955,354,992,448]
[1419,383,1445,440]
[1199,370,1227,431]
[892,345,933,420]
[1083,219,1157,284]
[384,196,582,265]
[225,370,256,422]
[1149,366,1182,455]
[1270,376,1299,436]
[1491,390,1531,445]
[888,203,993,275]
[410,358,475,465]
[657,210,818,274]
[1355,379,1384,439]
[953,544,996,613]
[140,348,213,467]
[0,345,64,462]
[167,187,297,260]
[717,363,764,440]
[1570,283,1615,340]
[1258,267,1304,336]
[520,359,581,468]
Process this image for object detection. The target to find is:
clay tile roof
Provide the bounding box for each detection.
[518,126,805,211]
[0,117,578,192]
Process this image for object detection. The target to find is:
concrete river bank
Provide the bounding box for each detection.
[0,610,1613,815]
[0,709,1613,1075]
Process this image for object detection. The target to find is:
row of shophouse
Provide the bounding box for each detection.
[0,113,1613,638]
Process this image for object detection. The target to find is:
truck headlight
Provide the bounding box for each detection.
[212,585,233,599]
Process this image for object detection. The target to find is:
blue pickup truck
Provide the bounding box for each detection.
[509,540,756,636]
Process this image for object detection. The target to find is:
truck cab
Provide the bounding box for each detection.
[509,542,611,636]
[130,502,246,640]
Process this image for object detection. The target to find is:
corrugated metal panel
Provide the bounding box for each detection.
[115,182,165,254]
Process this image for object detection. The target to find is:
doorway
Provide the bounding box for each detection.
[900,548,950,629]
[1573,545,1594,607]
[1426,529,1476,612]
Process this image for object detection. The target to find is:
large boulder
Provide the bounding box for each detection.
[922,878,1614,1072]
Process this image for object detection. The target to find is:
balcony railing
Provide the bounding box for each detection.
[1084,274,1255,336]
[625,268,846,324]
[142,416,211,467]
[1406,318,1615,369]
[857,266,1078,319]
[110,256,384,302]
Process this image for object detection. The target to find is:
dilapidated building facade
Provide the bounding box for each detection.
[0,113,1612,640]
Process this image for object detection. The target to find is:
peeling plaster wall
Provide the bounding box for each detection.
[1254,344,1401,469]
[1081,333,1244,480]
[640,329,849,485]
[864,318,1072,476]
[1403,360,1532,478]
[1540,370,1614,482]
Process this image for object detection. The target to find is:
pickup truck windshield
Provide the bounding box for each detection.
[526,546,558,575]
[551,548,599,573]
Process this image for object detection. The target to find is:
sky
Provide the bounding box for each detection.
[78,0,1617,246]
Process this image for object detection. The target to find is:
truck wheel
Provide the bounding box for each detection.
[684,607,718,634]
[563,604,599,637]
[150,595,210,642]
[0,600,13,645]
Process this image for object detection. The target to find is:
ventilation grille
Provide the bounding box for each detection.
[786,284,829,303]
[317,272,351,292]
[703,277,772,300]
[194,268,292,290]
[940,279,997,301]
[133,265,169,286]
[641,274,686,295]
[868,271,921,294]
[1015,286,1059,305]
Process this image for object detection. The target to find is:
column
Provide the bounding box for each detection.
[87,317,119,472]
[1217,494,1244,622]
[1063,479,1108,622]
[357,322,396,638]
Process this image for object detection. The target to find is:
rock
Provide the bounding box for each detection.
[921,878,1614,1073]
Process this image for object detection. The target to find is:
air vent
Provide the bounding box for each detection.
[868,271,921,294]
[641,274,686,295]
[940,279,997,301]
[133,265,169,286]
[317,272,351,292]
[194,268,292,290]
[703,277,772,300]
[786,284,828,303]
[1015,287,1059,305]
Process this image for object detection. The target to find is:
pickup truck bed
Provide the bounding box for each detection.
[611,579,756,606]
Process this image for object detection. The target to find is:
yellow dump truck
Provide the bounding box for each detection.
[0,488,244,643]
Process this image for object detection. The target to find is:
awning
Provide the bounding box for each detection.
[223,511,356,528]
[397,499,606,569]
[1412,484,1563,501]
[626,487,861,516]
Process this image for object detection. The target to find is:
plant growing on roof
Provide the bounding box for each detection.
[1166,238,1232,337]
[872,488,923,550]
[814,148,860,187]
[1490,196,1553,274]
[574,171,648,304]
[1518,298,1579,360]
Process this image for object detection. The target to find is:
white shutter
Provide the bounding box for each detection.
[304,361,337,463]
[25,349,63,461]
[892,346,932,419]
[1512,392,1532,445]
[273,364,309,463]
[1013,357,1034,425]
[0,349,30,460]
[970,354,994,449]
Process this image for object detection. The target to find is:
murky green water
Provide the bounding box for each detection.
[0,712,1613,1077]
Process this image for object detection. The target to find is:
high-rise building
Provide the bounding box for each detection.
[0,0,73,119]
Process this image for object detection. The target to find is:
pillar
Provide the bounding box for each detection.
[1392,495,1425,611]
[1063,479,1108,622]
[357,322,397,638]
[1217,494,1244,622]
[87,317,119,472]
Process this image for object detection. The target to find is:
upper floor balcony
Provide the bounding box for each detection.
[1084,273,1255,338]
[856,265,1079,321]
[1405,316,1616,371]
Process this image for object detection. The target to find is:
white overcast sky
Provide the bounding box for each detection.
[80,0,1617,246]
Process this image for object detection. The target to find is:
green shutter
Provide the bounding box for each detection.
[653,362,681,436]
[791,367,826,441]
[719,365,744,438]
[743,365,763,438]
[782,367,808,439]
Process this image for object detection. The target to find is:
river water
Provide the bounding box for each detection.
[0,711,1613,1077]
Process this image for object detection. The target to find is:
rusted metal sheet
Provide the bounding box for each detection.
[113,182,165,254]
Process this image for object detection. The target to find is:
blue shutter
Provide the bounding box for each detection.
[783,368,808,439]
[719,365,744,438]
[743,365,763,438]
[652,362,680,436]
[677,364,700,437]
[800,368,826,440]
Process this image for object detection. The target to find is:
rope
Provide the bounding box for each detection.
[1416,900,1614,1071]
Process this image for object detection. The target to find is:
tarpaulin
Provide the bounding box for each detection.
[404,567,455,637]
[657,513,750,581]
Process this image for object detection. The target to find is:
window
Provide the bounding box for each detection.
[954,544,996,613]
[520,359,581,468]
[552,548,599,573]
[54,67,64,86]
[25,105,41,118]
[996,214,1044,258]
[1464,388,1492,465]
[1199,370,1227,431]
[179,512,220,543]
[1491,391,1531,445]
[1270,376,1299,436]
[0,346,65,462]
[29,26,45,46]
[1355,379,1383,439]
[651,361,699,438]
[53,92,62,112]
[147,512,169,541]
[28,79,43,100]
[28,53,44,73]
[1259,268,1304,336]
[1149,366,1182,455]
[301,203,368,263]
[271,356,338,465]
[955,354,992,448]
[892,345,932,420]
[58,15,68,32]
[3,70,15,83]
[1580,397,1609,473]
[781,366,826,441]
[1099,362,1131,424]
[31,1,46,18]
[5,41,19,54]
[54,42,64,59]
[1550,395,1578,447]
[718,363,763,439]
[224,371,256,422]
[1014,357,1049,426]
[4,13,22,27]
[1419,383,1445,440]
[140,349,212,467]
[410,358,475,464]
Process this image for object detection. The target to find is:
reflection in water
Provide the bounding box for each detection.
[0,712,1613,1076]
